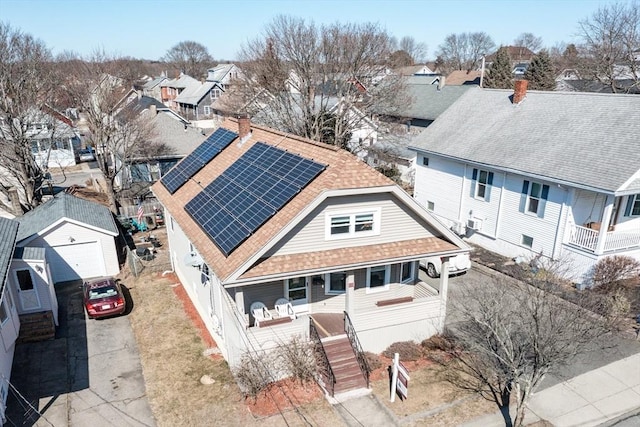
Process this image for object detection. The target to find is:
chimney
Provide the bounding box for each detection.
[238,114,251,140]
[437,75,446,91]
[513,79,528,104]
[150,104,157,115]
[8,187,22,216]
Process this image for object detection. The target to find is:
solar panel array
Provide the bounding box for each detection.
[185,142,326,256]
[161,128,238,194]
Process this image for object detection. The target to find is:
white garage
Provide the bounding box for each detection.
[15,192,120,284]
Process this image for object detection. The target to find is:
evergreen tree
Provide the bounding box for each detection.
[484,46,513,89]
[524,50,556,90]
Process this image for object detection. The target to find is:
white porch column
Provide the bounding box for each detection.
[345,270,355,317]
[595,195,615,255]
[234,288,245,314]
[438,258,451,332]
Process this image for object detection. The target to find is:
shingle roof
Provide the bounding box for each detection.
[143,76,167,90]
[16,192,118,242]
[13,246,45,261]
[207,64,235,83]
[0,217,19,287]
[139,109,209,157]
[410,87,640,193]
[151,118,462,283]
[395,84,472,121]
[445,70,482,86]
[175,81,216,105]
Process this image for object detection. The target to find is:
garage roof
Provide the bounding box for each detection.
[16,192,118,242]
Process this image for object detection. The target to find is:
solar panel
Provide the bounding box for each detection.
[160,127,238,194]
[185,142,326,256]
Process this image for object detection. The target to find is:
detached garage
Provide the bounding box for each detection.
[15,192,120,284]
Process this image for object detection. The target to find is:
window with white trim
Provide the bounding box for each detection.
[400,261,414,283]
[522,234,534,248]
[519,180,549,217]
[203,105,211,115]
[286,277,307,302]
[366,265,390,292]
[624,194,640,217]
[471,168,493,201]
[325,272,346,294]
[326,209,380,239]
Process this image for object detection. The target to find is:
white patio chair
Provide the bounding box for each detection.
[274,298,296,320]
[250,301,272,327]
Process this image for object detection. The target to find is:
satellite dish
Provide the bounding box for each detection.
[183,251,203,267]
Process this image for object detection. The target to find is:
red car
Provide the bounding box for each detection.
[82,277,126,319]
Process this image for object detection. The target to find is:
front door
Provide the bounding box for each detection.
[285,277,309,314]
[15,269,41,311]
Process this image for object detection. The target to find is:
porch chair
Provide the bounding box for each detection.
[250,301,272,327]
[274,298,296,320]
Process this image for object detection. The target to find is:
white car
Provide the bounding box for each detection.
[420,253,471,278]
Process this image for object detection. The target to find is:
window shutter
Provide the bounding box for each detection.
[485,172,494,202]
[538,184,550,218]
[623,195,634,216]
[519,180,529,213]
[470,168,478,197]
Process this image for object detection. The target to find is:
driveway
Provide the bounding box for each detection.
[5,281,155,426]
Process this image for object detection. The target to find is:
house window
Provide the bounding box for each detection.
[400,261,414,283]
[326,209,380,239]
[16,269,34,291]
[624,194,640,216]
[522,235,534,248]
[203,106,211,115]
[520,180,549,217]
[200,264,210,285]
[427,201,435,211]
[0,300,8,325]
[366,265,390,292]
[471,168,493,201]
[325,272,347,294]
[422,157,429,166]
[286,277,307,302]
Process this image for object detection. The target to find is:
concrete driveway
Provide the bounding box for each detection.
[5,281,155,426]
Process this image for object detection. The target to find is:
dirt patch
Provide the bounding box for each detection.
[246,378,323,418]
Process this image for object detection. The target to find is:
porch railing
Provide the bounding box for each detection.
[309,319,336,396]
[568,224,640,253]
[343,311,370,388]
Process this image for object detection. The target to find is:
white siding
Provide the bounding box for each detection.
[8,259,54,314]
[267,193,438,257]
[20,221,119,282]
[414,154,466,224]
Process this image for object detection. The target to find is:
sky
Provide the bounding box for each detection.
[0,0,622,62]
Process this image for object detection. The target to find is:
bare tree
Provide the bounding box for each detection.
[513,32,543,53]
[0,22,58,213]
[438,270,620,427]
[437,32,495,73]
[62,52,157,213]
[163,41,213,79]
[222,15,408,153]
[578,1,640,93]
[390,36,428,64]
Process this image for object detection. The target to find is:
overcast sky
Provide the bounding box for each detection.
[1,0,620,61]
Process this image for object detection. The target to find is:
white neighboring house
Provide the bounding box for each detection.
[15,192,120,284]
[151,117,469,396]
[410,81,640,285]
[21,108,81,169]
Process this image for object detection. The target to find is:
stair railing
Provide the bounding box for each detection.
[309,318,336,396]
[343,311,370,388]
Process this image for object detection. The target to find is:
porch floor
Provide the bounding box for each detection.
[310,313,344,339]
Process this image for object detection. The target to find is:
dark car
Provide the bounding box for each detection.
[82,277,126,319]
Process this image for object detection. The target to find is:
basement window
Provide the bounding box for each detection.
[522,235,534,248]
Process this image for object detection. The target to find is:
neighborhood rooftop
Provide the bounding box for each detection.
[15,192,118,242]
[0,217,19,292]
[410,87,640,194]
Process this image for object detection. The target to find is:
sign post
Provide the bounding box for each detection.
[390,352,410,402]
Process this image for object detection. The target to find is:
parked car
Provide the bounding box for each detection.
[82,277,126,319]
[78,147,95,162]
[420,253,471,278]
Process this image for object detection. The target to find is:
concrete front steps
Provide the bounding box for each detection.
[321,335,368,395]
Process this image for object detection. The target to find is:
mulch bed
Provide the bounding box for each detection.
[245,378,323,418]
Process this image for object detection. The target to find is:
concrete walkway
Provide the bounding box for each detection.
[462,352,640,427]
[332,392,399,426]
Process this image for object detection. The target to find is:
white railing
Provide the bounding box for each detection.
[568,224,640,253]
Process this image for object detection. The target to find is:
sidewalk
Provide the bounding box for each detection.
[462,353,640,427]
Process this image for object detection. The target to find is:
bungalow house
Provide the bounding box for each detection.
[151,117,468,395]
[15,192,120,284]
[410,81,640,285]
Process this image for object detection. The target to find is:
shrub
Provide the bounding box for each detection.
[233,352,273,399]
[421,334,458,353]
[382,341,423,361]
[364,351,383,371]
[591,256,640,288]
[277,335,316,383]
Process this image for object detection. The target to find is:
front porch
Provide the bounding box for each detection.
[567,224,640,254]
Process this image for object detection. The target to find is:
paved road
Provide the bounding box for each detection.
[5,281,155,426]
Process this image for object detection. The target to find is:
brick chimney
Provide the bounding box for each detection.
[513,79,528,104]
[238,114,251,140]
[7,187,22,216]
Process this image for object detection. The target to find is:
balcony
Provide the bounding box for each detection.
[568,224,640,253]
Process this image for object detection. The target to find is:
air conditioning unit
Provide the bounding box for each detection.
[467,218,483,231]
[450,220,467,235]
